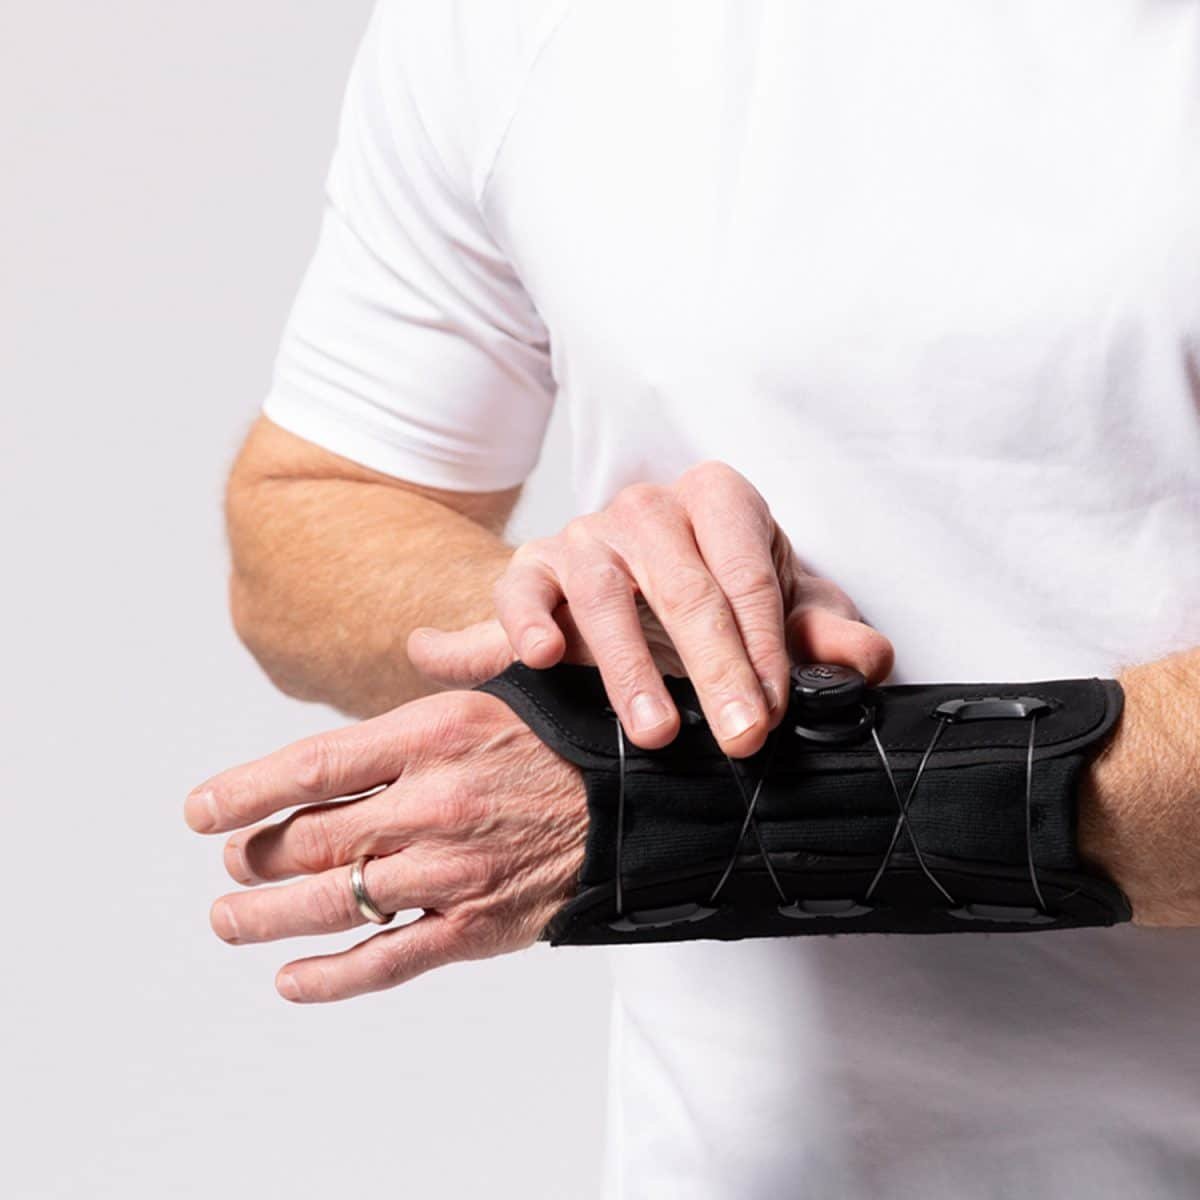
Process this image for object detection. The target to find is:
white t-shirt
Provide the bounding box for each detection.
[264,3,1200,1196]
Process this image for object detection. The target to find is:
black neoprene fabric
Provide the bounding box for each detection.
[475,662,1130,945]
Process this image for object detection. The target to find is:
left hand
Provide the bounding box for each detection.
[406,463,894,759]
[185,689,588,1002]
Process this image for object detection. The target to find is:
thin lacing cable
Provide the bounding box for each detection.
[864,719,957,905]
[611,699,1045,919]
[708,726,789,905]
[613,716,627,917]
[1025,714,1047,912]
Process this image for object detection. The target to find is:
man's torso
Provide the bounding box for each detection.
[398,4,1200,1194]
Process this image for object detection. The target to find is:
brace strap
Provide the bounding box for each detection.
[475,662,1129,945]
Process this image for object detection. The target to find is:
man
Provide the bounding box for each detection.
[187,3,1200,1196]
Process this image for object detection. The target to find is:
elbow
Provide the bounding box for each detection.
[228,569,321,704]
[224,442,321,704]
[228,569,269,674]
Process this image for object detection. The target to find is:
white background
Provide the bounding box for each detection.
[1,4,608,1196]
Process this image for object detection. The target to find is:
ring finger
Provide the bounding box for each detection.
[210,851,446,945]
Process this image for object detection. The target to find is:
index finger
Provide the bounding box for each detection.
[184,705,423,835]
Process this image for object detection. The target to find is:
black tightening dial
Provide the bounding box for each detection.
[790,663,867,710]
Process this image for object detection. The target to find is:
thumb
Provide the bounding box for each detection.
[785,606,895,684]
[406,619,518,688]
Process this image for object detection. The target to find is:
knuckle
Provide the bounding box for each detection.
[407,695,485,763]
[510,536,551,567]
[498,542,554,600]
[562,515,599,550]
[656,564,719,623]
[612,657,652,695]
[290,737,338,799]
[564,556,629,602]
[681,461,767,515]
[450,689,508,732]
[679,459,737,492]
[446,689,489,724]
[740,630,790,674]
[697,656,757,697]
[715,554,779,603]
[601,652,656,699]
[680,458,726,483]
[612,482,665,518]
[292,808,338,872]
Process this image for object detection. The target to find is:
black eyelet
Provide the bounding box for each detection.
[793,702,875,745]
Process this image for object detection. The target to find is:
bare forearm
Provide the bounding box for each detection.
[226,418,518,717]
[1079,644,1200,923]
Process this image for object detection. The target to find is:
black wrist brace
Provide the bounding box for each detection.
[475,662,1130,945]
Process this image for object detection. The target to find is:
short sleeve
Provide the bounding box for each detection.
[262,2,558,491]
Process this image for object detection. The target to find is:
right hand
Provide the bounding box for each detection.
[409,460,894,758]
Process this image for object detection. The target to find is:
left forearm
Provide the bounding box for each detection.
[1078,645,1200,925]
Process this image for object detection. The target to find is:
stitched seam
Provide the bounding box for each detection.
[484,673,1113,791]
[490,677,1108,759]
[485,674,613,755]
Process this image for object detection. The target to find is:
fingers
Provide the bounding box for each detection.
[406,619,519,688]
[557,539,681,749]
[275,914,460,1003]
[210,851,447,946]
[686,471,791,729]
[195,688,586,1003]
[483,463,887,759]
[185,697,438,834]
[491,544,568,668]
[784,577,895,684]
[494,536,680,744]
[607,472,774,756]
[635,550,772,755]
[547,480,775,756]
[223,790,416,885]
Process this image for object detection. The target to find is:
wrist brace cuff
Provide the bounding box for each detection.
[475,662,1129,945]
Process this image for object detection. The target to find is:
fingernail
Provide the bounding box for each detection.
[211,901,240,944]
[630,692,671,733]
[761,678,781,713]
[276,973,302,1003]
[225,839,252,886]
[718,699,758,740]
[185,788,217,833]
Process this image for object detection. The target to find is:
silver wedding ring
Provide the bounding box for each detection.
[350,855,394,926]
